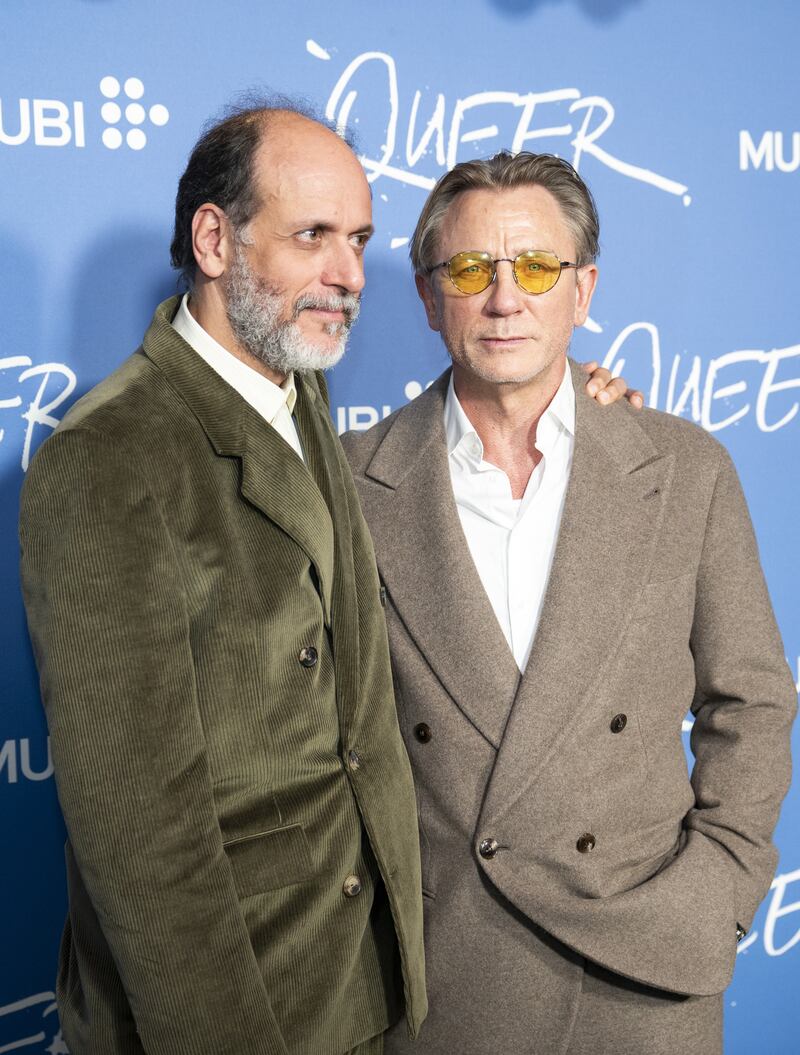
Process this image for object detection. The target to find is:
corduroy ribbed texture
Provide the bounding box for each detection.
[19,298,426,1055]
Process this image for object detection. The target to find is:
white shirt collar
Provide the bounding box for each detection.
[444,361,575,466]
[171,293,298,421]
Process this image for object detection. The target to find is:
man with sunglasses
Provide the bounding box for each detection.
[343,152,796,1055]
[18,102,634,1055]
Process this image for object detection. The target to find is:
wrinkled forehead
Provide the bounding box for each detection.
[252,115,370,216]
[437,184,576,258]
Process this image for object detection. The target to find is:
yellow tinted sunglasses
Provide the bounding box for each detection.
[430,249,580,295]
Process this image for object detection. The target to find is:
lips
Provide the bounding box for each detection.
[479,335,528,343]
[294,294,360,328]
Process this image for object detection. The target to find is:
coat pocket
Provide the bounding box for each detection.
[223,824,313,897]
[630,573,694,622]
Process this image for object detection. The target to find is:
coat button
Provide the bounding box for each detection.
[610,713,627,733]
[414,722,432,743]
[479,838,498,859]
[347,749,361,770]
[298,646,318,668]
[576,833,596,853]
[342,874,362,897]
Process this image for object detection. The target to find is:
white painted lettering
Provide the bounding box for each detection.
[322,50,687,203]
[665,352,702,422]
[600,323,800,434]
[20,738,54,781]
[739,130,773,171]
[33,99,72,147]
[406,91,446,167]
[19,362,77,470]
[326,51,399,185]
[74,100,85,148]
[701,350,753,432]
[0,741,18,784]
[0,98,31,146]
[446,91,516,170]
[571,96,689,198]
[774,131,800,173]
[602,322,662,409]
[511,89,578,154]
[763,866,800,956]
[755,343,800,431]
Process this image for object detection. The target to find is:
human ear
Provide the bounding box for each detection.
[191,203,232,280]
[415,273,442,333]
[573,264,598,328]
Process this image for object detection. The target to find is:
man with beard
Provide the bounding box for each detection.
[18,101,427,1055]
[19,102,628,1054]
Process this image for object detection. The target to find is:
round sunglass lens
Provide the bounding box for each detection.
[515,251,561,294]
[449,253,493,293]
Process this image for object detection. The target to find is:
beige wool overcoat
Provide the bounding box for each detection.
[19,298,427,1055]
[342,361,796,1055]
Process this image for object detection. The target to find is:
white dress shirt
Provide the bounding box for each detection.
[171,294,304,461]
[444,366,575,671]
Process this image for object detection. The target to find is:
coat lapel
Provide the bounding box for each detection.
[363,373,521,747]
[142,298,335,624]
[481,360,674,825]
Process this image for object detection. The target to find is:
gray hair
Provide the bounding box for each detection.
[409,151,600,274]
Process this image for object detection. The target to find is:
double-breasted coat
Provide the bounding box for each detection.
[19,298,427,1055]
[342,361,796,1055]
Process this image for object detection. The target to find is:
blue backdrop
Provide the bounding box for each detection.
[2,2,798,1051]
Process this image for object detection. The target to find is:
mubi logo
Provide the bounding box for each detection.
[740,130,800,172]
[0,76,169,150]
[99,76,169,150]
[0,98,85,147]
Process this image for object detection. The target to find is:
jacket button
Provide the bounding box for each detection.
[298,646,318,668]
[414,722,432,743]
[479,838,498,859]
[610,713,627,733]
[342,874,362,897]
[347,749,361,770]
[576,833,596,853]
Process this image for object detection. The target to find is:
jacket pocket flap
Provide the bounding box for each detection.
[224,824,312,897]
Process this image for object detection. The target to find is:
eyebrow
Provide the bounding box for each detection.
[294,221,375,237]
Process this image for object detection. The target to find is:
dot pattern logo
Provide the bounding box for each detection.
[99,76,169,150]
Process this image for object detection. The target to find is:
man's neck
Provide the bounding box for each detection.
[452,357,566,499]
[187,285,287,386]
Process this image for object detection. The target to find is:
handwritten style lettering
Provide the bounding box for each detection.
[321,49,688,202]
[0,356,76,471]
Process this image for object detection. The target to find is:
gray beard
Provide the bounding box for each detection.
[224,246,360,374]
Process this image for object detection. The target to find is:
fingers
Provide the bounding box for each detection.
[580,361,645,409]
[582,364,612,398]
[595,374,627,404]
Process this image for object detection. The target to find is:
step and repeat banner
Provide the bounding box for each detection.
[2,1,798,1051]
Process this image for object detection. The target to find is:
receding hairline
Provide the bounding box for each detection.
[255,107,357,156]
[230,109,363,220]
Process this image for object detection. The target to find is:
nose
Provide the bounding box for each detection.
[483,259,523,316]
[322,239,366,294]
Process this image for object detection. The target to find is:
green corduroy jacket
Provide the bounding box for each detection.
[19,297,426,1055]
